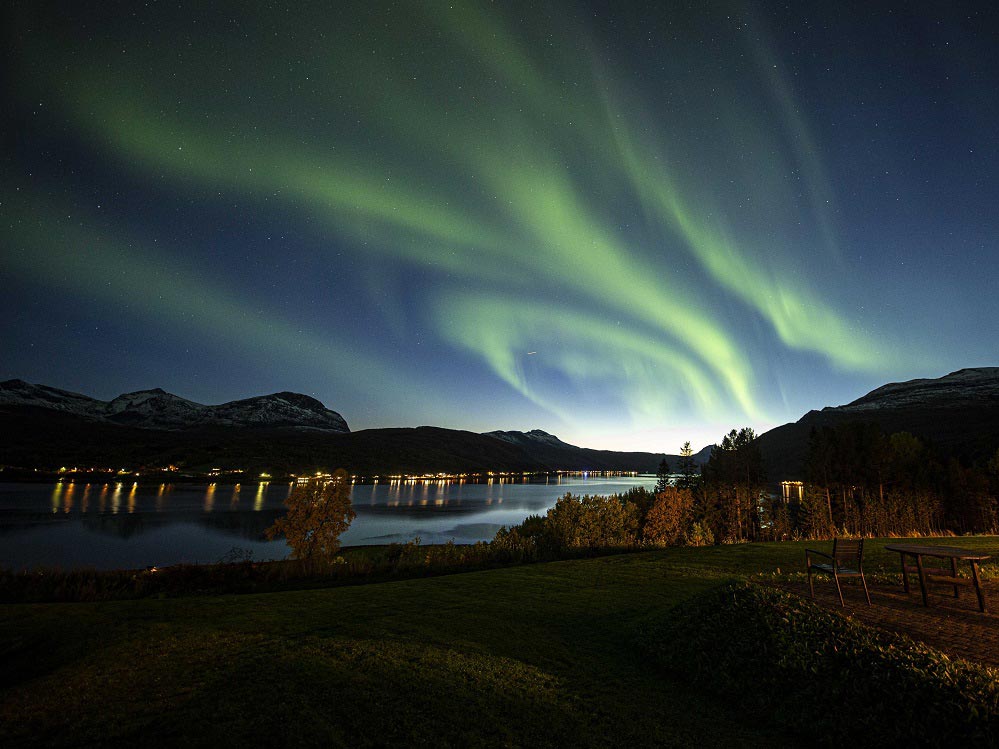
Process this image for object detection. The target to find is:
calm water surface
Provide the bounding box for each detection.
[0,476,656,570]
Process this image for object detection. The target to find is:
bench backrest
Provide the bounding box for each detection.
[833,538,863,568]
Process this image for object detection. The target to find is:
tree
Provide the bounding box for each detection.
[701,428,766,542]
[266,469,356,570]
[644,487,694,545]
[677,441,698,490]
[543,493,638,550]
[654,458,672,494]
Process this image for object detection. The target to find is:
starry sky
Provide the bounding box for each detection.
[3,1,998,452]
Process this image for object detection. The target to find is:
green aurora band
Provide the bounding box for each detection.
[5,1,934,444]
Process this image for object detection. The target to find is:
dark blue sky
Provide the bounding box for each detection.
[3,1,997,451]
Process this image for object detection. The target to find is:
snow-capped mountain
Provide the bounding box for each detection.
[834,368,999,412]
[483,429,575,449]
[754,367,999,481]
[0,379,106,417]
[206,392,349,431]
[0,380,350,432]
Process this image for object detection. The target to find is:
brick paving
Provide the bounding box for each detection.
[778,578,999,668]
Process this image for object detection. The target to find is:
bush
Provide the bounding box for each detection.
[644,583,999,746]
[685,521,714,547]
[543,493,638,552]
[490,526,538,563]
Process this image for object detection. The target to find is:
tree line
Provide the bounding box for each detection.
[496,424,999,554]
[268,424,999,574]
[697,423,999,541]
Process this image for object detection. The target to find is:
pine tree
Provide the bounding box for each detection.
[677,441,698,490]
[654,458,672,494]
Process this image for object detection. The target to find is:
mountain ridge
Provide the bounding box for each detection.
[0,380,350,433]
[0,381,681,473]
[7,368,994,478]
[755,367,999,481]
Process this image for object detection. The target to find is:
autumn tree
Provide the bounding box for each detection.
[266,469,356,570]
[643,487,694,546]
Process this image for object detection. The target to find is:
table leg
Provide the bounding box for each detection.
[951,557,960,598]
[899,553,910,593]
[915,554,928,607]
[971,561,986,613]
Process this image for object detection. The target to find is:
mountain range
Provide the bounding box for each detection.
[0,380,689,474]
[2,368,997,478]
[0,379,350,432]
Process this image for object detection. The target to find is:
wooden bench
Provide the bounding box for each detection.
[885,544,991,612]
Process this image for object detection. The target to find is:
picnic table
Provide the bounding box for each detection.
[885,544,990,612]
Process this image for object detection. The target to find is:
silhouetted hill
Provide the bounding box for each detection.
[484,429,706,473]
[0,384,677,474]
[756,368,999,481]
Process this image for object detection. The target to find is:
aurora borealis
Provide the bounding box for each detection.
[3,1,998,451]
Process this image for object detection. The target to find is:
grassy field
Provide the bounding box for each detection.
[3,537,997,747]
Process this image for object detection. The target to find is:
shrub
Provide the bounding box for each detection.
[490,526,538,563]
[685,521,714,547]
[644,583,999,746]
[543,493,638,551]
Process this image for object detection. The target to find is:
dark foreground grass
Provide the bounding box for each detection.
[2,537,997,747]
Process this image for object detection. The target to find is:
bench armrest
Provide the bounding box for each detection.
[805,549,833,561]
[805,549,837,570]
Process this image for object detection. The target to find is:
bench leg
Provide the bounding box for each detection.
[951,558,960,599]
[833,574,845,607]
[808,567,814,599]
[915,555,929,607]
[861,573,871,606]
[972,562,986,613]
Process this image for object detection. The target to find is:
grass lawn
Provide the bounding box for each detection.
[3,537,998,747]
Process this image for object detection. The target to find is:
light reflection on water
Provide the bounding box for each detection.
[0,476,655,570]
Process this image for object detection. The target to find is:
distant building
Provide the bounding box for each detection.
[781,480,804,503]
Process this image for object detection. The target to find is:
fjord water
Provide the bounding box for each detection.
[0,476,656,570]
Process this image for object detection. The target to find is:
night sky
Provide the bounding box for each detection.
[3,1,998,452]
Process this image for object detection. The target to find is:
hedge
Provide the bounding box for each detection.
[645,583,999,746]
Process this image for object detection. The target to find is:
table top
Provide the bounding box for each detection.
[884,544,991,561]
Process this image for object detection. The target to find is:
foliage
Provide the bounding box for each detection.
[654,458,671,494]
[617,486,654,521]
[385,538,493,571]
[643,487,694,545]
[646,583,999,747]
[489,526,538,563]
[676,441,699,490]
[685,521,714,547]
[266,470,356,569]
[540,493,639,552]
[802,423,998,538]
[700,428,766,543]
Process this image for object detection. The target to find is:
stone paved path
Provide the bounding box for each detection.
[779,578,999,668]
